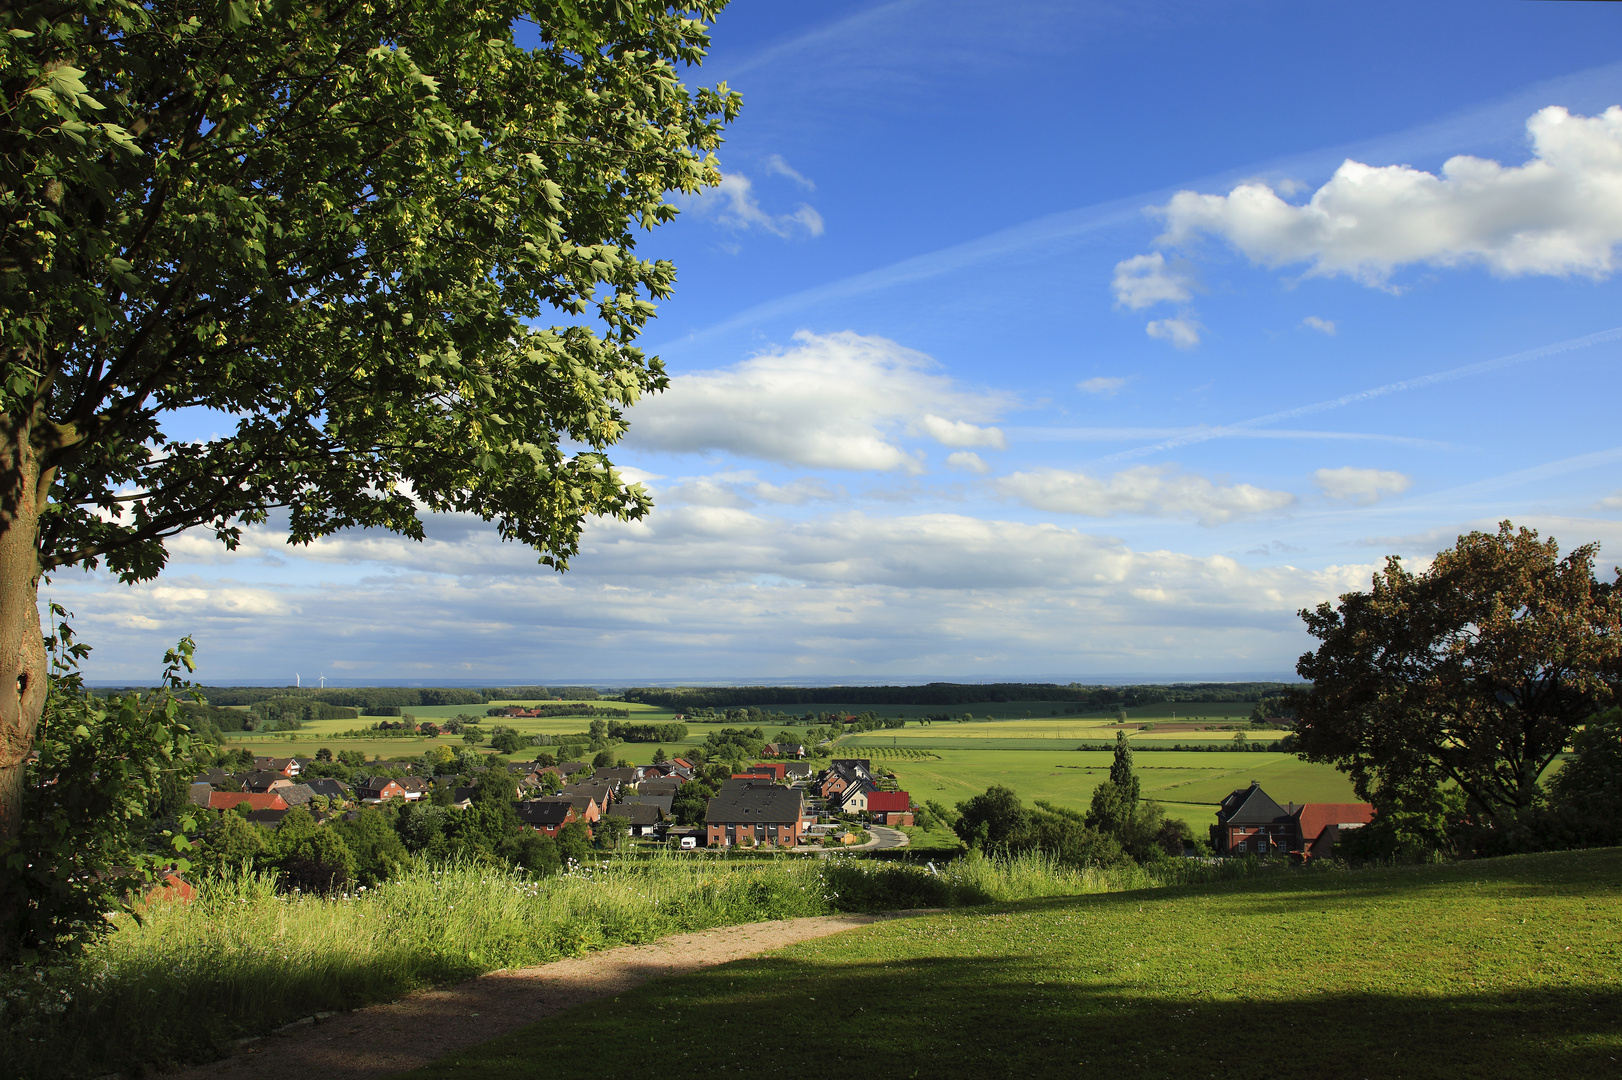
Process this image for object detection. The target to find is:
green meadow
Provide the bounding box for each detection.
[864,747,1356,828]
[399,847,1622,1080]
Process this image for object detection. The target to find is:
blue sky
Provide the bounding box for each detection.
[58,0,1622,683]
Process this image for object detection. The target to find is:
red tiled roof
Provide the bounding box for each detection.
[209,791,289,812]
[866,791,910,813]
[1293,802,1375,842]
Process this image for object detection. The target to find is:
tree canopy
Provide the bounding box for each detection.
[1,0,737,953]
[1290,522,1622,820]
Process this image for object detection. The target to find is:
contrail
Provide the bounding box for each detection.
[1099,325,1622,464]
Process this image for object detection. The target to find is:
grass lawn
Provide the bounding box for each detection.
[397,847,1622,1080]
[879,748,1358,827]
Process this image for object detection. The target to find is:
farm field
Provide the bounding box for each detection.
[876,748,1357,827]
[848,713,1281,746]
[405,847,1622,1080]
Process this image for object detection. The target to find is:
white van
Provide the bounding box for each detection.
[680,836,698,849]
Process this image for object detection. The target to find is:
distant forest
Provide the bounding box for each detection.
[194,685,601,708]
[620,682,1301,710]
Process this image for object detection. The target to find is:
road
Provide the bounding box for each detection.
[866,824,910,850]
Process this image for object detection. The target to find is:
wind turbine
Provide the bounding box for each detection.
[296,672,301,688]
[319,673,326,688]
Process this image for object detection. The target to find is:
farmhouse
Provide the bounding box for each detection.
[705,783,805,848]
[356,777,407,803]
[1210,782,1375,857]
[253,756,303,777]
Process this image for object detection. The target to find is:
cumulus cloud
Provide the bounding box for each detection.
[1594,491,1622,510]
[945,451,990,474]
[1300,315,1337,335]
[1077,377,1127,397]
[711,173,824,238]
[1157,105,1622,284]
[998,465,1294,525]
[626,330,1012,472]
[1146,317,1202,349]
[55,509,1377,680]
[764,154,815,189]
[914,414,1007,449]
[1314,466,1413,504]
[1111,252,1194,309]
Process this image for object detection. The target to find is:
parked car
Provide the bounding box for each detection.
[680,835,698,849]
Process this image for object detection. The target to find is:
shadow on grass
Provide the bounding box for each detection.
[396,952,1622,1080]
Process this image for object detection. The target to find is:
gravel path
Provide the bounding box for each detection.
[162,911,926,1080]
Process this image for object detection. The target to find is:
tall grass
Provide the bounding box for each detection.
[0,851,1280,1079]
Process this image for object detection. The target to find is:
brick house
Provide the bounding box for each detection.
[542,794,603,824]
[242,770,294,794]
[394,776,429,801]
[1289,802,1376,859]
[1210,782,1290,855]
[209,791,289,812]
[1211,782,1376,857]
[254,756,302,777]
[865,790,914,826]
[356,777,407,803]
[705,782,805,848]
[516,799,579,837]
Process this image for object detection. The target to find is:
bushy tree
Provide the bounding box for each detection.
[272,808,354,894]
[0,0,739,957]
[332,806,412,886]
[1292,523,1622,823]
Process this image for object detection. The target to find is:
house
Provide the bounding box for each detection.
[743,762,788,781]
[619,802,664,837]
[1210,782,1289,855]
[242,770,294,794]
[450,786,477,809]
[592,767,639,790]
[865,790,914,826]
[394,776,430,801]
[245,808,289,828]
[763,742,806,758]
[783,762,813,780]
[188,781,214,808]
[1289,802,1376,859]
[253,756,302,777]
[192,767,232,786]
[833,780,876,815]
[209,791,289,812]
[304,777,353,804]
[562,782,615,808]
[356,777,407,803]
[705,783,805,848]
[637,777,684,796]
[557,760,591,778]
[830,758,873,775]
[515,799,579,837]
[619,794,674,816]
[277,783,318,808]
[543,793,603,824]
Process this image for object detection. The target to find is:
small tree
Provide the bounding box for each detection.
[652,747,668,764]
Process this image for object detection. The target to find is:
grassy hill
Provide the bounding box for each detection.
[400,848,1622,1080]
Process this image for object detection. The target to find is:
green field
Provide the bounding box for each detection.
[874,748,1357,828]
[401,847,1622,1080]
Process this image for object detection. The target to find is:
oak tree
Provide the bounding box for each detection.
[0,0,738,931]
[1290,523,1621,820]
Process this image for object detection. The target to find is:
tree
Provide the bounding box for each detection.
[953,785,1028,852]
[592,748,615,768]
[1291,523,1621,821]
[652,747,668,764]
[0,0,740,909]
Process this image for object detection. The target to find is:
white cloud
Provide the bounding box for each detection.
[1595,491,1622,510]
[1300,316,1337,335]
[626,330,1011,472]
[998,465,1294,525]
[914,414,1007,449]
[53,510,1379,680]
[752,477,840,504]
[1157,105,1622,284]
[1146,317,1202,349]
[1077,377,1127,397]
[1111,252,1193,309]
[1314,466,1413,505]
[711,173,825,238]
[763,154,815,190]
[945,451,990,474]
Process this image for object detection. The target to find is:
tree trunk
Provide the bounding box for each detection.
[0,410,50,951]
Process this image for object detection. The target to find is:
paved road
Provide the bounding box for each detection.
[867,824,910,849]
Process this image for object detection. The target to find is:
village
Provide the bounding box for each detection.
[188,748,1371,861]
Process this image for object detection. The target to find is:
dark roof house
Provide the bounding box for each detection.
[705,783,806,848]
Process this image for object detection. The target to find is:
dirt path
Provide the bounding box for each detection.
[163,911,925,1080]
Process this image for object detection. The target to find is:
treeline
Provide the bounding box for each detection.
[485,704,629,719]
[201,686,486,708]
[622,681,1301,709]
[606,721,688,743]
[178,699,356,733]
